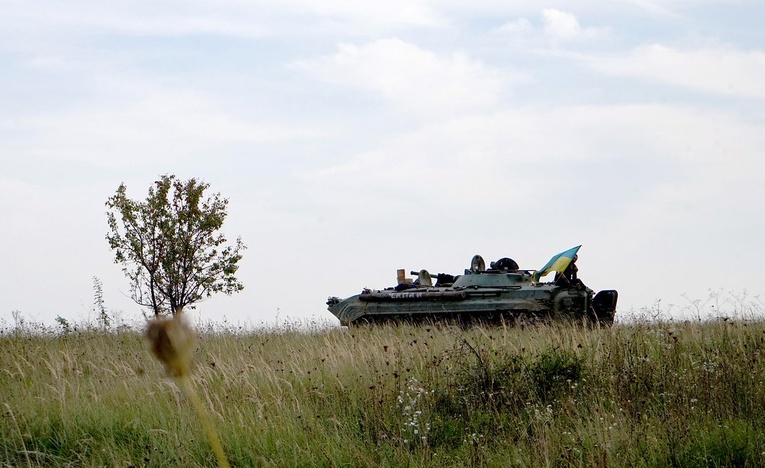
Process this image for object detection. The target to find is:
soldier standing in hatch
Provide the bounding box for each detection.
[555,255,582,288]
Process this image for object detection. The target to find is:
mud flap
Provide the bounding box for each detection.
[592,290,618,326]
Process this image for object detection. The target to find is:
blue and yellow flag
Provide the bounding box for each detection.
[532,245,581,283]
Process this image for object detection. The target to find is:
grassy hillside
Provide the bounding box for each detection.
[3,318,765,466]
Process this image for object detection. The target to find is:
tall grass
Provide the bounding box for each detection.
[3,318,765,466]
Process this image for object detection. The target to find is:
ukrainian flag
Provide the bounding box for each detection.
[532,245,581,283]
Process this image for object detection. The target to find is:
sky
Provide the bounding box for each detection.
[2,0,764,328]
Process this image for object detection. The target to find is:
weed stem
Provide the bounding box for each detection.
[179,375,230,468]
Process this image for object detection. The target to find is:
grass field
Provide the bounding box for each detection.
[3,311,765,466]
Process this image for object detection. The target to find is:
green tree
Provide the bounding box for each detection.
[106,175,246,317]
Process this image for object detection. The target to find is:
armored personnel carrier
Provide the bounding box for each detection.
[326,247,617,326]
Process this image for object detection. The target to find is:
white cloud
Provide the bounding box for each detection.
[494,9,610,46]
[0,0,742,51]
[623,0,680,17]
[591,44,765,99]
[0,1,271,46]
[0,0,446,50]
[298,38,525,116]
[542,9,582,40]
[291,0,447,29]
[496,18,535,35]
[300,102,765,214]
[1,92,327,166]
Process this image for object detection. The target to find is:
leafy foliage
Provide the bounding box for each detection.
[106,175,245,316]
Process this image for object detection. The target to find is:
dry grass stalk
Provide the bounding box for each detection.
[146,316,230,468]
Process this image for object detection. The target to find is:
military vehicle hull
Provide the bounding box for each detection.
[327,260,617,326]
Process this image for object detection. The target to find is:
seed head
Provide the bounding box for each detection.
[146,317,196,377]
